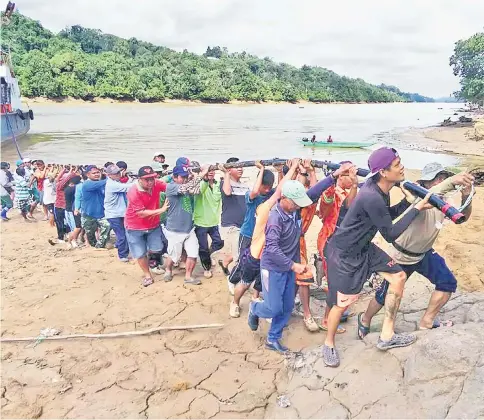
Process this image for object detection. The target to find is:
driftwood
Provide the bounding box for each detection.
[0,323,224,343]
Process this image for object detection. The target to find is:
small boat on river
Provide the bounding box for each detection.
[299,139,375,149]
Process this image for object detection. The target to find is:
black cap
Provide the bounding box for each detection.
[137,166,158,179]
[116,161,128,169]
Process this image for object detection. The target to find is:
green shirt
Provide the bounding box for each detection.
[193,180,221,227]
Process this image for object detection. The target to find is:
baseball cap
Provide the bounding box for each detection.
[418,163,454,182]
[116,161,128,169]
[1,162,9,169]
[23,158,32,163]
[105,164,122,175]
[173,165,190,177]
[16,159,23,167]
[137,166,158,179]
[176,157,190,167]
[85,165,98,173]
[151,161,165,172]
[366,147,399,179]
[282,180,313,207]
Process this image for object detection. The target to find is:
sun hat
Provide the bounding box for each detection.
[418,163,454,182]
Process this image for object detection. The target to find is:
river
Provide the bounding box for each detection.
[1,102,461,169]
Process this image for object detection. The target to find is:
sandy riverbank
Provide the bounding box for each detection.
[1,123,483,417]
[401,114,484,158]
[27,96,409,106]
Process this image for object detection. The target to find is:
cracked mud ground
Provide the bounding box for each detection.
[1,187,484,419]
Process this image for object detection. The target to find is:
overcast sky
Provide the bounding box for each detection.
[16,0,484,97]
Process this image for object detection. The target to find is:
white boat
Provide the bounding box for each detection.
[1,49,33,144]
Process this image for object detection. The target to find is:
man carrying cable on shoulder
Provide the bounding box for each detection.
[322,147,433,367]
[358,163,474,336]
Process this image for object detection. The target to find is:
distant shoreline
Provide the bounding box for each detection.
[26,96,427,106]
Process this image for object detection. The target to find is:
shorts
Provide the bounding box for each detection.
[229,235,252,284]
[220,225,241,261]
[375,249,457,305]
[65,211,82,231]
[296,236,314,286]
[38,190,44,205]
[17,198,32,213]
[162,226,199,263]
[229,247,262,292]
[46,204,54,214]
[325,241,402,308]
[126,226,164,259]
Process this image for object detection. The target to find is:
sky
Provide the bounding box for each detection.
[16,0,484,97]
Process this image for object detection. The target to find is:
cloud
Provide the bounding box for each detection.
[15,0,484,97]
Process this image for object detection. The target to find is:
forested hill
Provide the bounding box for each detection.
[2,13,428,103]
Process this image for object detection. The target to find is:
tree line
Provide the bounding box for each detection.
[450,32,484,106]
[2,12,430,104]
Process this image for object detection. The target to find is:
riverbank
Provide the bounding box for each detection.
[26,96,410,106]
[398,114,484,159]
[2,168,484,418]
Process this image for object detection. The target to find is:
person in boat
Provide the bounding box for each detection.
[327,135,333,143]
[358,163,474,337]
[322,147,433,367]
[311,135,316,143]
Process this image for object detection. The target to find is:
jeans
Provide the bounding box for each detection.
[107,217,129,259]
[195,225,224,271]
[126,227,164,259]
[252,269,296,342]
[54,207,69,240]
[82,215,111,248]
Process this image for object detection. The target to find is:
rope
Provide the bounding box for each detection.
[0,323,224,344]
[4,112,23,159]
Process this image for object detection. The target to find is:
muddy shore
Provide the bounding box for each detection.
[1,120,483,418]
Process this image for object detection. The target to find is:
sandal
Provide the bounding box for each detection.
[142,277,154,287]
[377,333,416,350]
[419,319,453,330]
[357,312,370,340]
[322,345,340,367]
[320,322,346,334]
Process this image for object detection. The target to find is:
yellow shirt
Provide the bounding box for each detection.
[250,199,274,260]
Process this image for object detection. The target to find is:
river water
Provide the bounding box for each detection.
[2,102,461,169]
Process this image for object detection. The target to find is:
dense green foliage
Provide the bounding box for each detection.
[2,12,421,103]
[379,84,434,103]
[450,32,484,105]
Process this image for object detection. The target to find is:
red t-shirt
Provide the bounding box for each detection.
[124,180,166,230]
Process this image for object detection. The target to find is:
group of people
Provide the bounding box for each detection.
[0,147,475,366]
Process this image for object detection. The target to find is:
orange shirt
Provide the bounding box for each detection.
[317,185,349,264]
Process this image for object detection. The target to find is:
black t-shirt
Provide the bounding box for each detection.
[64,185,76,212]
[220,179,250,228]
[332,179,418,255]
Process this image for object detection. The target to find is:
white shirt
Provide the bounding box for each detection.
[42,178,56,205]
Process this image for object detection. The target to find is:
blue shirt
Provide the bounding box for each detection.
[74,183,83,212]
[239,190,274,238]
[81,179,107,219]
[104,178,132,219]
[261,175,335,272]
